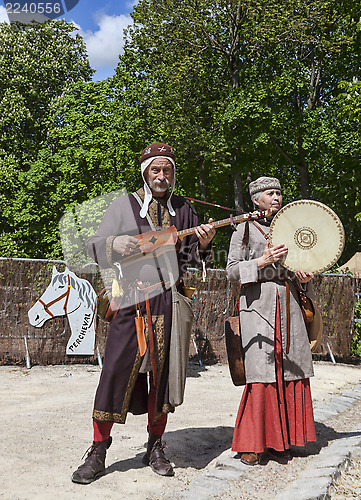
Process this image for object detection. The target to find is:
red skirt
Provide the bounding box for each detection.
[232,292,316,453]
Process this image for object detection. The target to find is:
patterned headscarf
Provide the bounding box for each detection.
[249,176,281,197]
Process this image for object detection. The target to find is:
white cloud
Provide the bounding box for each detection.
[126,0,138,8]
[0,6,10,24]
[77,13,133,68]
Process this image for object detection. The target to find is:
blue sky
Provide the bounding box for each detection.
[0,0,138,80]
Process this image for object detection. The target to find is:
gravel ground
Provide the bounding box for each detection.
[1,360,360,499]
[205,391,361,500]
[331,458,361,498]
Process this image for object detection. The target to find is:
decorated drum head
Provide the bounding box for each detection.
[269,200,345,274]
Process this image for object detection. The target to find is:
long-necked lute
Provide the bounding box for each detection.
[125,209,272,258]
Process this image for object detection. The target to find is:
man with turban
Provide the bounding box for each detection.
[72,143,215,483]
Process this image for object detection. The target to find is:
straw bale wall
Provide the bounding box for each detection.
[0,259,108,365]
[0,258,358,366]
[185,271,358,364]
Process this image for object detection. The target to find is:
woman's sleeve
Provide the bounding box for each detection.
[226,224,259,284]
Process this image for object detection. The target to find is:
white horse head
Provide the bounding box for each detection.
[28,266,97,355]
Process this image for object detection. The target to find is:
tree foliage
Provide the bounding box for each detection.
[110,0,361,263]
[0,20,93,256]
[0,3,361,265]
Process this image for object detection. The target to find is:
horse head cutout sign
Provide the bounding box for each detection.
[28,266,97,355]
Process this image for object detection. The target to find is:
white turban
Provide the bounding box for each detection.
[139,156,176,218]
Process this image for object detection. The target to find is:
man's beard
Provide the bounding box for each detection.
[148,178,171,193]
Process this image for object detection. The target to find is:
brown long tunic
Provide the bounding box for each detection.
[226,220,314,384]
[87,188,208,423]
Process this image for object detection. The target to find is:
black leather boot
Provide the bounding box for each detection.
[71,436,112,484]
[142,434,174,476]
[142,433,159,465]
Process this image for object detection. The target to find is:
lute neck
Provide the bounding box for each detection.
[177,209,272,240]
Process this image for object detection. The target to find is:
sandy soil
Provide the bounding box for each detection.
[1,361,361,500]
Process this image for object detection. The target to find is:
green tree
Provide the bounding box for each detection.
[14,79,122,258]
[1,5,360,264]
[112,0,361,264]
[0,20,93,256]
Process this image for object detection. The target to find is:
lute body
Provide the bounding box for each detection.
[128,209,272,257]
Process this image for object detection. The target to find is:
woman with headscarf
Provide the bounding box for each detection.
[226,176,316,465]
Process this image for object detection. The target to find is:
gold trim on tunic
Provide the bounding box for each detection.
[93,314,166,424]
[105,235,117,266]
[135,187,171,230]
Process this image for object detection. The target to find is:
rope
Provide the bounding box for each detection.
[184,197,237,212]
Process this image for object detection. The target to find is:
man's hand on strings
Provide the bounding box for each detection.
[195,218,215,251]
[113,235,139,255]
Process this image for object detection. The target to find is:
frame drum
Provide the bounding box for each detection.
[269,200,345,274]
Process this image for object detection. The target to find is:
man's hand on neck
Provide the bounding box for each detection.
[195,218,216,251]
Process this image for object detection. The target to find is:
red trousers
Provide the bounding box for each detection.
[93,372,168,442]
[232,292,316,453]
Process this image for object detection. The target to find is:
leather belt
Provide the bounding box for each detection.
[135,277,182,294]
[136,280,169,293]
